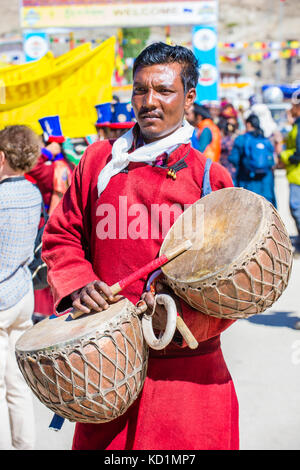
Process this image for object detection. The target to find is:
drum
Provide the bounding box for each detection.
[160,187,293,320]
[15,298,148,424]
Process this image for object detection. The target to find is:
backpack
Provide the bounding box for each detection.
[243,132,274,177]
[28,200,49,290]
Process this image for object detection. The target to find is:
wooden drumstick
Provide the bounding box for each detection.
[135,300,198,350]
[176,316,198,349]
[71,240,192,320]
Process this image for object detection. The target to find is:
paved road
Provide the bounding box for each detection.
[222,170,300,450]
[31,170,300,450]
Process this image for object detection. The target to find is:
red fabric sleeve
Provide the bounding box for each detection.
[209,160,234,191]
[42,151,100,313]
[25,174,37,184]
[179,300,235,347]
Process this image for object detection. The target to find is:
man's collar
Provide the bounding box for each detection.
[131,123,182,156]
[127,123,191,169]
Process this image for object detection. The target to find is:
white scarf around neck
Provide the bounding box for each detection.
[97,119,194,196]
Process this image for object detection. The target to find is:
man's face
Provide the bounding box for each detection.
[131,62,195,143]
[209,106,220,120]
[185,106,196,126]
[96,127,127,140]
[110,128,128,139]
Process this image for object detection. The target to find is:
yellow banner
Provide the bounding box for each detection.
[0,43,91,86]
[0,42,112,111]
[0,52,54,84]
[53,42,92,67]
[0,44,92,87]
[0,37,116,138]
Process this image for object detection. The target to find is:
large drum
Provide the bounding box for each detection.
[15,298,148,424]
[160,188,293,319]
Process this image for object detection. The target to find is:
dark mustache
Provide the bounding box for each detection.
[138,107,162,119]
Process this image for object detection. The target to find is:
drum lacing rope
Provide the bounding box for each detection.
[172,217,292,320]
[48,309,147,430]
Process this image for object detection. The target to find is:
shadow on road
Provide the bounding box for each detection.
[290,235,300,247]
[246,311,300,329]
[290,235,300,255]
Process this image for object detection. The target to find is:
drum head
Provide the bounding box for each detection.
[160,188,266,284]
[16,297,130,353]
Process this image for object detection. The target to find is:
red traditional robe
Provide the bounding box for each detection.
[42,137,239,450]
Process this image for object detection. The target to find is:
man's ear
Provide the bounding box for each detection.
[184,88,196,114]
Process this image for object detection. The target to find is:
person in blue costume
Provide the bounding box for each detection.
[228,114,277,207]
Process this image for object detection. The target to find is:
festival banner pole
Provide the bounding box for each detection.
[192,0,219,105]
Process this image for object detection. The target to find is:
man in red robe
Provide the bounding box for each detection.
[42,42,239,450]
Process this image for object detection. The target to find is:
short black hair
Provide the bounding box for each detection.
[193,103,211,120]
[133,42,199,95]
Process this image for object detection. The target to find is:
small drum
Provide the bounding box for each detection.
[15,298,148,424]
[160,188,293,320]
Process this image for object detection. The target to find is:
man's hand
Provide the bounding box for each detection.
[71,280,122,314]
[141,282,176,331]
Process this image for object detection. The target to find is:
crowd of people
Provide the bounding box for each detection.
[186,94,300,242]
[0,41,300,450]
